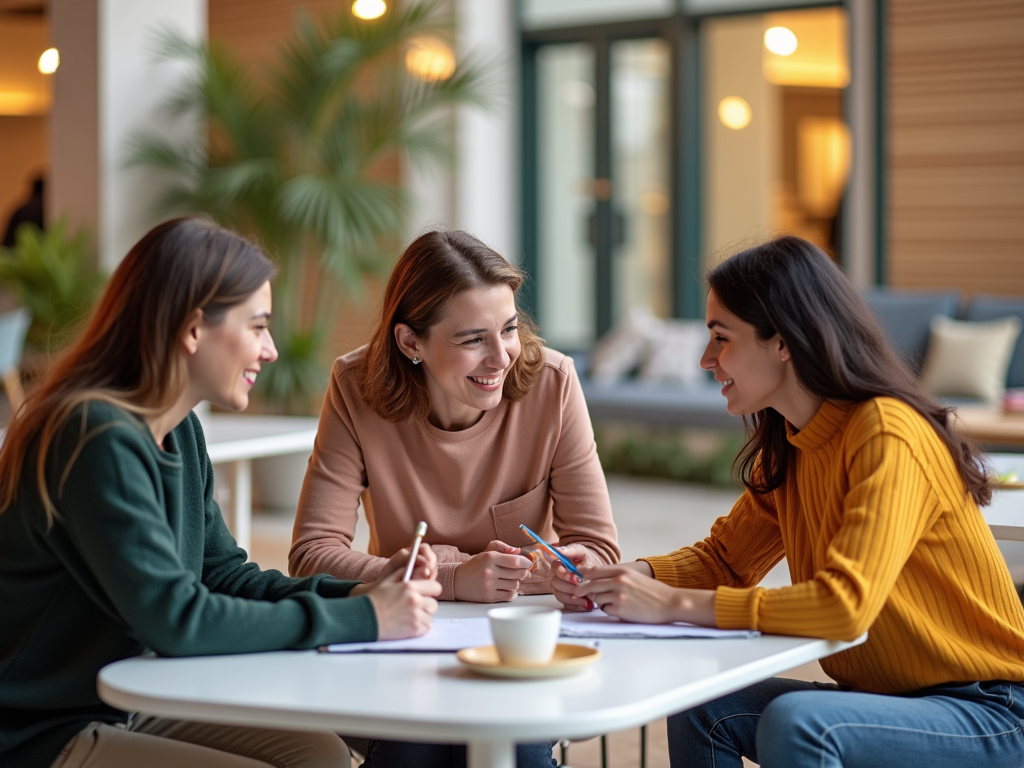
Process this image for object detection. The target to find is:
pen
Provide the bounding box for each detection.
[402,521,428,582]
[518,523,582,580]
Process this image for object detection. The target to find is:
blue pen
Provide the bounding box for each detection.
[519,523,582,579]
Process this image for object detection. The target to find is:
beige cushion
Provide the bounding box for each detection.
[637,320,708,387]
[921,315,1023,402]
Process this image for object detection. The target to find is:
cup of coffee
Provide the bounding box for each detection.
[487,606,561,666]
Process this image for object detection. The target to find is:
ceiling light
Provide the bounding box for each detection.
[406,37,456,82]
[764,27,798,56]
[352,0,386,20]
[38,48,60,75]
[718,97,752,130]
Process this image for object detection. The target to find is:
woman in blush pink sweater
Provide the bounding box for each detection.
[289,229,620,768]
[290,230,619,605]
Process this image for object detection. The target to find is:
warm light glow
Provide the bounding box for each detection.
[37,47,59,75]
[764,27,798,56]
[352,0,386,20]
[718,97,752,130]
[405,37,456,82]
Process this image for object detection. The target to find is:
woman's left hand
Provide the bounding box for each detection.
[573,563,717,626]
[549,543,599,611]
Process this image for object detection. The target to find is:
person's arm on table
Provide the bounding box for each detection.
[564,486,786,621]
[289,361,393,584]
[54,426,381,653]
[542,357,622,609]
[712,434,935,640]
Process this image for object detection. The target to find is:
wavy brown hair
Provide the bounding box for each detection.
[709,235,991,506]
[0,217,276,525]
[362,230,544,422]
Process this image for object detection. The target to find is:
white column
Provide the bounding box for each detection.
[843,0,877,287]
[453,0,519,261]
[98,0,206,271]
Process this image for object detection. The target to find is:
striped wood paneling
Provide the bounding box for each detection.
[886,0,1024,294]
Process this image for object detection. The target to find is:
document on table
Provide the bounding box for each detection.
[559,608,759,639]
[321,610,757,652]
[321,618,494,653]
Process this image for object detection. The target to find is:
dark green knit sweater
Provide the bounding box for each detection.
[0,403,377,768]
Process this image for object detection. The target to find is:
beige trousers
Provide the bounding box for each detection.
[49,715,350,768]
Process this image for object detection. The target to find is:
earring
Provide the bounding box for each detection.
[411,355,421,365]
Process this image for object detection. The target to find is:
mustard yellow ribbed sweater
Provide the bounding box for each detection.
[642,398,1024,694]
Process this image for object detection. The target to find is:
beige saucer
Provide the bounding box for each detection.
[457,644,601,679]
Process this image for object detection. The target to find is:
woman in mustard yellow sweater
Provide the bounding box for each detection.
[563,236,1024,767]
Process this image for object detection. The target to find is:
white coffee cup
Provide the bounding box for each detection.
[488,606,561,666]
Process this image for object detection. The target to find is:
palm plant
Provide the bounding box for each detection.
[0,219,106,354]
[127,1,493,413]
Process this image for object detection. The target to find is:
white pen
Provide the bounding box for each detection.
[401,521,428,582]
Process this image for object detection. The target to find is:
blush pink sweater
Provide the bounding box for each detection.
[289,346,620,599]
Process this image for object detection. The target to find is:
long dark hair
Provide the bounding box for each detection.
[362,229,544,422]
[709,235,990,506]
[0,216,276,524]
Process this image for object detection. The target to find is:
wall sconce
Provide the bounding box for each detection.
[38,47,60,74]
[718,97,752,130]
[764,26,798,56]
[352,0,386,20]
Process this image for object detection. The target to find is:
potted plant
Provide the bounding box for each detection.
[127,0,493,415]
[0,218,106,356]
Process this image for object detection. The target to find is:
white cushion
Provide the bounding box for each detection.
[637,320,708,387]
[921,315,1022,402]
[589,307,663,382]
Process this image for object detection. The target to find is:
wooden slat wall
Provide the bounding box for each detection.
[887,0,1024,294]
[208,0,396,372]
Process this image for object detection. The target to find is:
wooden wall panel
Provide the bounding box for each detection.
[208,0,399,368]
[886,0,1024,294]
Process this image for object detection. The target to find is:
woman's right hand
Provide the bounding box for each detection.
[364,570,442,640]
[453,540,533,603]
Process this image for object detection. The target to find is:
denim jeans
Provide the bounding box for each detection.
[667,677,1024,768]
[361,739,556,768]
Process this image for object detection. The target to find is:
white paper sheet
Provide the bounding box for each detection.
[559,608,759,639]
[321,609,757,652]
[322,618,494,653]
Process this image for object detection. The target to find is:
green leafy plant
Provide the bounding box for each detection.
[127,1,494,413]
[0,219,106,354]
[594,424,744,488]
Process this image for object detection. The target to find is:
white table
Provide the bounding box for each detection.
[99,596,866,768]
[985,454,1024,542]
[202,414,318,552]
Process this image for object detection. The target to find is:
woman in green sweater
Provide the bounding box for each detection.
[0,217,441,768]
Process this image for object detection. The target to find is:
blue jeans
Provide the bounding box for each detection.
[361,739,556,768]
[668,677,1024,768]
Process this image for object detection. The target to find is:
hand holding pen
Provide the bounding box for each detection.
[519,524,596,612]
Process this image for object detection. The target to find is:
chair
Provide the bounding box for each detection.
[557,726,648,768]
[0,307,31,412]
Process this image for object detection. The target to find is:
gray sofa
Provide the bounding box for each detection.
[575,290,1024,428]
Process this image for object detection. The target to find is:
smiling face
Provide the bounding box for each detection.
[699,288,793,418]
[395,283,521,431]
[188,281,278,411]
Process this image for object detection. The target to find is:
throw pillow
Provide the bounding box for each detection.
[589,307,663,382]
[637,320,708,387]
[921,315,1023,403]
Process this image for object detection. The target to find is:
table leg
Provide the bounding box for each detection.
[229,459,252,555]
[467,740,515,768]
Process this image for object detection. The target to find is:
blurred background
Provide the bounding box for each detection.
[0,2,1021,764]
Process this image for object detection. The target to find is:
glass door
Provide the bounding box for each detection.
[532,35,672,351]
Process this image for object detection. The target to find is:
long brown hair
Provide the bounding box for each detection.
[709,235,991,506]
[362,230,544,422]
[0,216,276,523]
